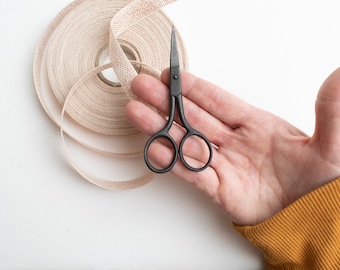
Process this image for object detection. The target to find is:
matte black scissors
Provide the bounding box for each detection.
[144,26,213,174]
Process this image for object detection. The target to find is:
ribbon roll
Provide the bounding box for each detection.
[33,0,188,190]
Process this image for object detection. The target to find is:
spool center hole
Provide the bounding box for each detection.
[97,43,139,86]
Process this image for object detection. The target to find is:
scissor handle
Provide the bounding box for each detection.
[144,128,213,174]
[144,129,178,174]
[178,129,213,172]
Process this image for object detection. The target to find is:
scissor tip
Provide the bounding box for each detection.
[171,26,177,43]
[171,25,175,36]
[170,25,179,67]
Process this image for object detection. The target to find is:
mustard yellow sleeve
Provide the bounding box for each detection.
[234,177,340,270]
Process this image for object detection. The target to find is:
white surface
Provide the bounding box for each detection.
[1,0,340,269]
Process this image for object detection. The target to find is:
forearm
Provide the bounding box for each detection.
[234,177,340,270]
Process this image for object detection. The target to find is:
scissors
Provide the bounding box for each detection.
[144,26,213,174]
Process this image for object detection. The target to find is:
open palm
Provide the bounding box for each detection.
[125,68,340,225]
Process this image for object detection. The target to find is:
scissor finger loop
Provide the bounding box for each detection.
[144,132,178,174]
[179,131,213,172]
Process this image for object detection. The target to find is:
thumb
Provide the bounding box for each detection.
[314,67,340,155]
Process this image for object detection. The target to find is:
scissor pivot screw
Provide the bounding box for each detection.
[173,75,178,79]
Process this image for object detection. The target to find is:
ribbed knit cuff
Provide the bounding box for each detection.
[233,177,340,270]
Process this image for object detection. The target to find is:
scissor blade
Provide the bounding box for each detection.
[170,26,180,68]
[170,26,181,97]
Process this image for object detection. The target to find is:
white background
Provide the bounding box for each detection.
[2,0,340,269]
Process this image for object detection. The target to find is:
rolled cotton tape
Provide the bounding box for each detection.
[33,0,188,189]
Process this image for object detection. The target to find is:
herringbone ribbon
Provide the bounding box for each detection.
[33,0,188,189]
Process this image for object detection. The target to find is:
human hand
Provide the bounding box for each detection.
[125,68,340,226]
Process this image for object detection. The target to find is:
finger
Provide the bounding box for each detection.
[125,100,212,165]
[315,68,340,154]
[171,154,220,199]
[160,68,255,128]
[125,100,167,136]
[130,73,233,147]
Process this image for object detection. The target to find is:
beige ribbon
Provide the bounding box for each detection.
[33,0,188,189]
